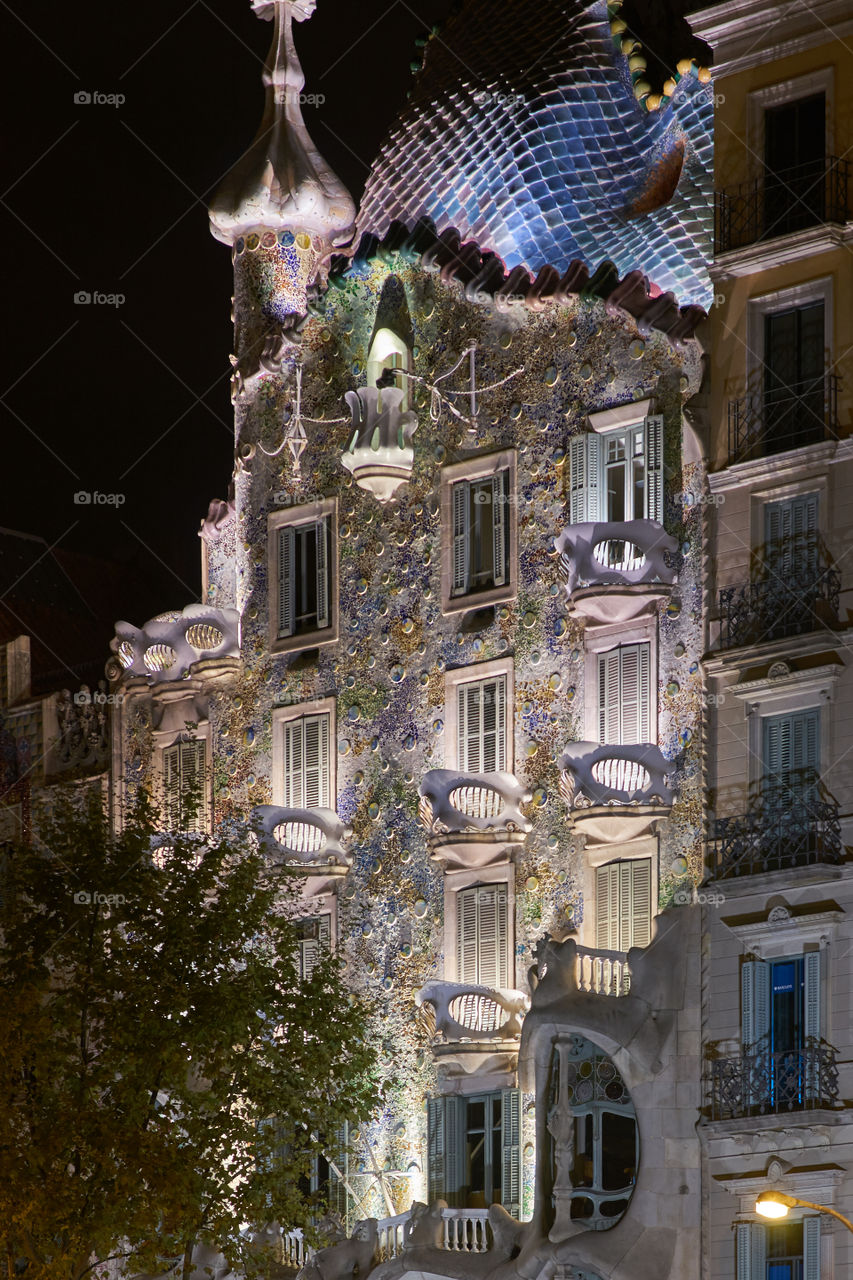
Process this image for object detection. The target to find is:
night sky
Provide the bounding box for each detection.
[2,0,708,644]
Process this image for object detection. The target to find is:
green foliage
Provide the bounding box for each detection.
[0,790,380,1280]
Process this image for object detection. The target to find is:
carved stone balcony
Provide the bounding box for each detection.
[555,519,678,624]
[710,798,841,880]
[558,742,673,844]
[707,1038,840,1121]
[417,981,529,1078]
[111,604,240,684]
[418,769,532,869]
[717,562,841,650]
[574,945,632,996]
[341,386,418,502]
[251,805,352,874]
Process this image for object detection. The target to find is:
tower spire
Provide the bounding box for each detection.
[209,0,355,250]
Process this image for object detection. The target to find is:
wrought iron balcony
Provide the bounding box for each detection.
[250,805,352,870]
[728,375,838,466]
[416,981,529,1043]
[707,1038,839,1120]
[718,562,840,650]
[715,156,850,254]
[710,796,841,879]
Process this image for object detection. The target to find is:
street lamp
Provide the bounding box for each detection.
[756,1192,853,1235]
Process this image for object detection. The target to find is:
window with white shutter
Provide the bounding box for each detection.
[282,714,331,810]
[277,519,331,639]
[296,913,332,980]
[570,417,663,524]
[450,470,510,598]
[456,883,510,988]
[736,1219,819,1280]
[162,738,208,833]
[595,860,651,953]
[598,643,651,745]
[458,675,507,773]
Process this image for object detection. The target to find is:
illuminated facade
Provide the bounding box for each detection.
[103,0,768,1277]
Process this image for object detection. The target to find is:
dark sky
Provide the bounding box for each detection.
[1,0,708,635]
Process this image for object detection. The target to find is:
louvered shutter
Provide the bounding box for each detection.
[627,859,652,949]
[428,1097,463,1205]
[180,739,207,833]
[452,481,470,595]
[501,1089,521,1218]
[596,864,619,952]
[644,415,664,523]
[569,435,602,523]
[598,650,621,744]
[765,493,818,578]
[804,950,822,1101]
[427,1097,445,1201]
[803,1215,820,1280]
[326,1121,349,1224]
[277,526,296,638]
[315,518,330,629]
[619,643,651,745]
[763,709,820,808]
[299,914,331,981]
[750,1225,766,1280]
[459,677,507,773]
[492,472,507,587]
[303,715,330,809]
[283,719,304,808]
[457,886,480,983]
[742,960,771,1049]
[163,744,181,832]
[735,1223,752,1280]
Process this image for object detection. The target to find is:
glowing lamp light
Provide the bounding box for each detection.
[756,1193,794,1219]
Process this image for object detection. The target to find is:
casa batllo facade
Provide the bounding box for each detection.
[102,0,852,1277]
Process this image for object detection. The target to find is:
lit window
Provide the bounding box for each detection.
[282,714,331,810]
[427,1090,520,1216]
[570,416,663,524]
[162,738,208,833]
[457,674,507,773]
[367,327,411,409]
[269,500,337,652]
[598,643,651,745]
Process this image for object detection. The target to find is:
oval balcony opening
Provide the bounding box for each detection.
[448,785,503,821]
[185,623,225,650]
[274,821,326,856]
[143,644,177,673]
[591,540,646,573]
[590,758,651,794]
[448,991,504,1034]
[116,640,135,669]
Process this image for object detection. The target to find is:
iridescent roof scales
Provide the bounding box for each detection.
[356,0,714,308]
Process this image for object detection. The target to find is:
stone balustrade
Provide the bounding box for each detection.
[574,945,632,997]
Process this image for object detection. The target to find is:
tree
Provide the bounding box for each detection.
[0,789,380,1280]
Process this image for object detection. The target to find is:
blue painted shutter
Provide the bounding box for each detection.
[736,1223,753,1280]
[501,1088,521,1218]
[742,959,771,1109]
[763,708,820,806]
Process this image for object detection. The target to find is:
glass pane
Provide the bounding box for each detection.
[606,461,626,522]
[469,479,495,588]
[771,959,803,1053]
[600,1112,637,1190]
[294,524,318,632]
[571,1114,594,1188]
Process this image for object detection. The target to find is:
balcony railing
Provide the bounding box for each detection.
[555,519,678,595]
[710,797,841,879]
[728,375,838,465]
[715,156,850,253]
[558,742,673,809]
[708,1038,839,1120]
[418,770,532,835]
[416,982,529,1042]
[718,562,840,649]
[574,946,631,996]
[250,805,352,869]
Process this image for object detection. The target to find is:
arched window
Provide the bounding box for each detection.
[367,327,411,409]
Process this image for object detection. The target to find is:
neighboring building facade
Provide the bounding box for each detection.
[689,0,853,1278]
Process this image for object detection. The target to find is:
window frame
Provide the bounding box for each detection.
[571,413,664,526]
[583,619,657,746]
[444,864,515,986]
[444,658,514,774]
[271,697,337,811]
[267,498,338,655]
[156,728,211,836]
[367,326,412,410]
[746,278,833,412]
[735,1214,821,1280]
[746,68,834,180]
[440,450,517,614]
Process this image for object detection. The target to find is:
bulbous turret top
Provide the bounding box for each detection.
[209,0,356,247]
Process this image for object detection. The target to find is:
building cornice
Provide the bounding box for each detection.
[707,440,840,492]
[710,222,853,281]
[688,0,853,79]
[703,631,853,677]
